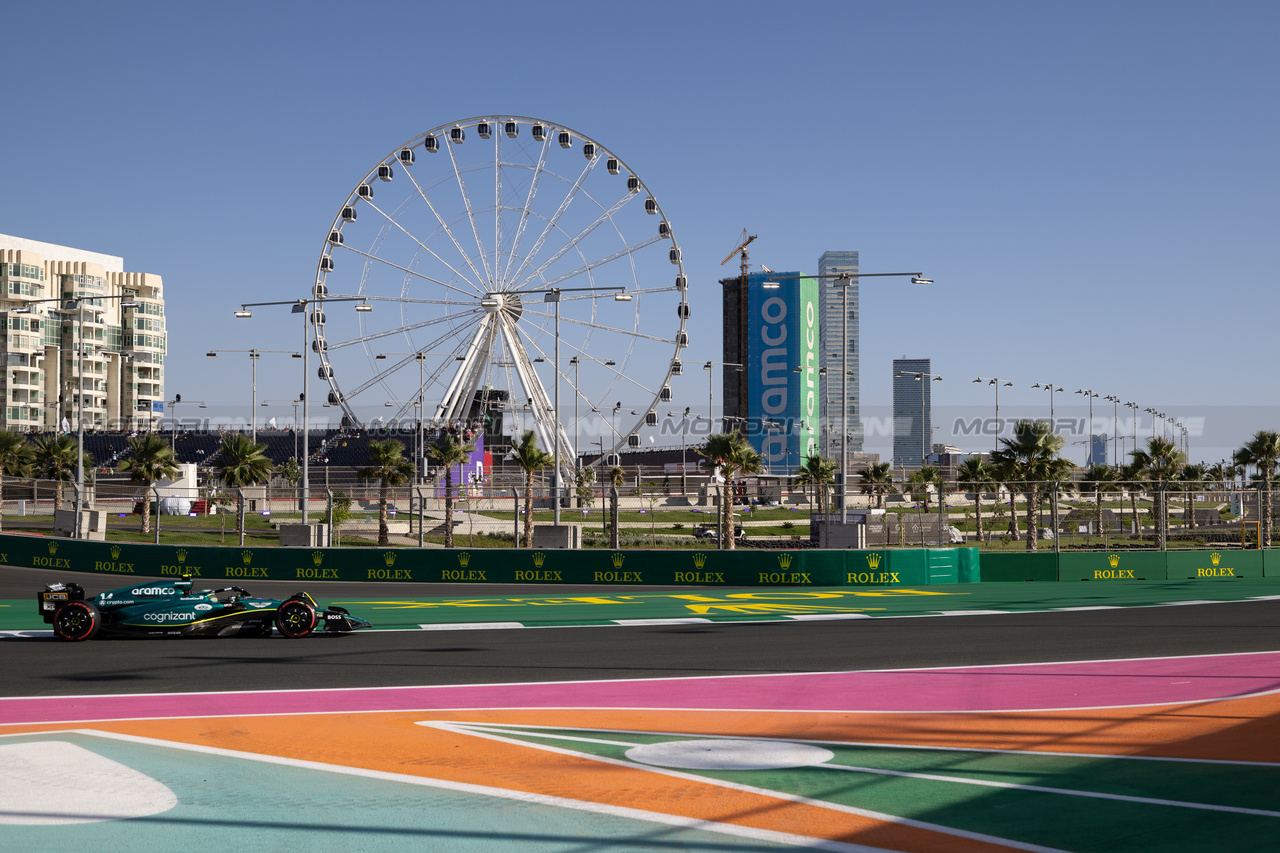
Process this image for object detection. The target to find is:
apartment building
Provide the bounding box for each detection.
[0,234,165,431]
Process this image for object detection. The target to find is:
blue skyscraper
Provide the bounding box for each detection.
[893,358,932,469]
[818,251,861,457]
[1091,434,1109,467]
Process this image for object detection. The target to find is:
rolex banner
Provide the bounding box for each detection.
[9,535,1272,585]
[0,534,972,587]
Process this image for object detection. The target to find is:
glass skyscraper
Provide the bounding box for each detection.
[893,357,932,469]
[817,250,861,457]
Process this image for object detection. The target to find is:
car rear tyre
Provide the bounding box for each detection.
[53,601,101,641]
[275,599,317,638]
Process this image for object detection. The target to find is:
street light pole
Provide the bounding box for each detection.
[973,378,1012,451]
[250,351,259,443]
[545,288,561,526]
[526,285,626,528]
[1126,402,1139,457]
[205,349,296,443]
[702,360,744,438]
[74,300,84,537]
[236,296,372,526]
[15,292,138,538]
[262,399,302,458]
[1105,395,1120,466]
[1077,389,1099,466]
[673,407,690,494]
[897,371,942,470]
[1032,383,1063,429]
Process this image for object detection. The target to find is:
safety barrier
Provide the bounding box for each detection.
[5,532,1277,586]
[0,533,973,587]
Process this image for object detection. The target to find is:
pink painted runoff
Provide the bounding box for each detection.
[3,651,1278,725]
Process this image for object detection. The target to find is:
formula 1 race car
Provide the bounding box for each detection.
[37,576,371,641]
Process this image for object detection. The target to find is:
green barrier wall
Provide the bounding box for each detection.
[7,533,1277,588]
[979,552,1058,582]
[1166,549,1263,579]
[1058,551,1167,581]
[957,549,981,584]
[0,534,974,588]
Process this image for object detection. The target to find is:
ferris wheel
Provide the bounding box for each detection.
[312,116,689,476]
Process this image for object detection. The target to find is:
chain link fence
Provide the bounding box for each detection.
[0,469,1272,551]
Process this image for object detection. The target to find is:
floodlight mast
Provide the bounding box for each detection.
[235,296,371,527]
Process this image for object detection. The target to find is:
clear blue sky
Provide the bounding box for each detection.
[3,1,1276,463]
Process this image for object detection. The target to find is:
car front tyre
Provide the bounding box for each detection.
[275,600,317,638]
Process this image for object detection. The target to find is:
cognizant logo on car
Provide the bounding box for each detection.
[142,612,194,622]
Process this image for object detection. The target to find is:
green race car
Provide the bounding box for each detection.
[37,576,371,641]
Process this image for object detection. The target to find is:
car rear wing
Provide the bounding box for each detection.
[38,582,86,623]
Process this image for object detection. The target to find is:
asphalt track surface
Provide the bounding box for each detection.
[4,564,1280,698]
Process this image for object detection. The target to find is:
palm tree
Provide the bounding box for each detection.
[1080,464,1117,540]
[32,434,80,510]
[1120,458,1146,538]
[857,462,894,509]
[0,432,32,530]
[907,465,941,514]
[119,434,180,535]
[700,432,762,550]
[991,452,1022,539]
[358,439,414,547]
[991,420,1073,551]
[1233,431,1280,547]
[426,433,475,548]
[794,454,837,518]
[956,456,994,545]
[509,430,552,548]
[608,466,625,549]
[1179,463,1209,531]
[1130,436,1186,551]
[215,433,275,545]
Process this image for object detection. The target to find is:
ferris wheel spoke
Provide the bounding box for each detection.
[543,284,671,307]
[515,235,665,293]
[506,155,600,288]
[325,292,478,308]
[399,159,491,288]
[338,244,483,299]
[339,326,471,402]
[494,133,503,283]
[516,191,639,288]
[498,316,574,476]
[435,317,497,423]
[352,197,483,294]
[514,324,657,403]
[326,308,484,352]
[445,136,494,286]
[501,136,551,286]
[518,308,675,345]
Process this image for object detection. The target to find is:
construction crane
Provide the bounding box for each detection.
[720,230,756,438]
[720,229,757,283]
